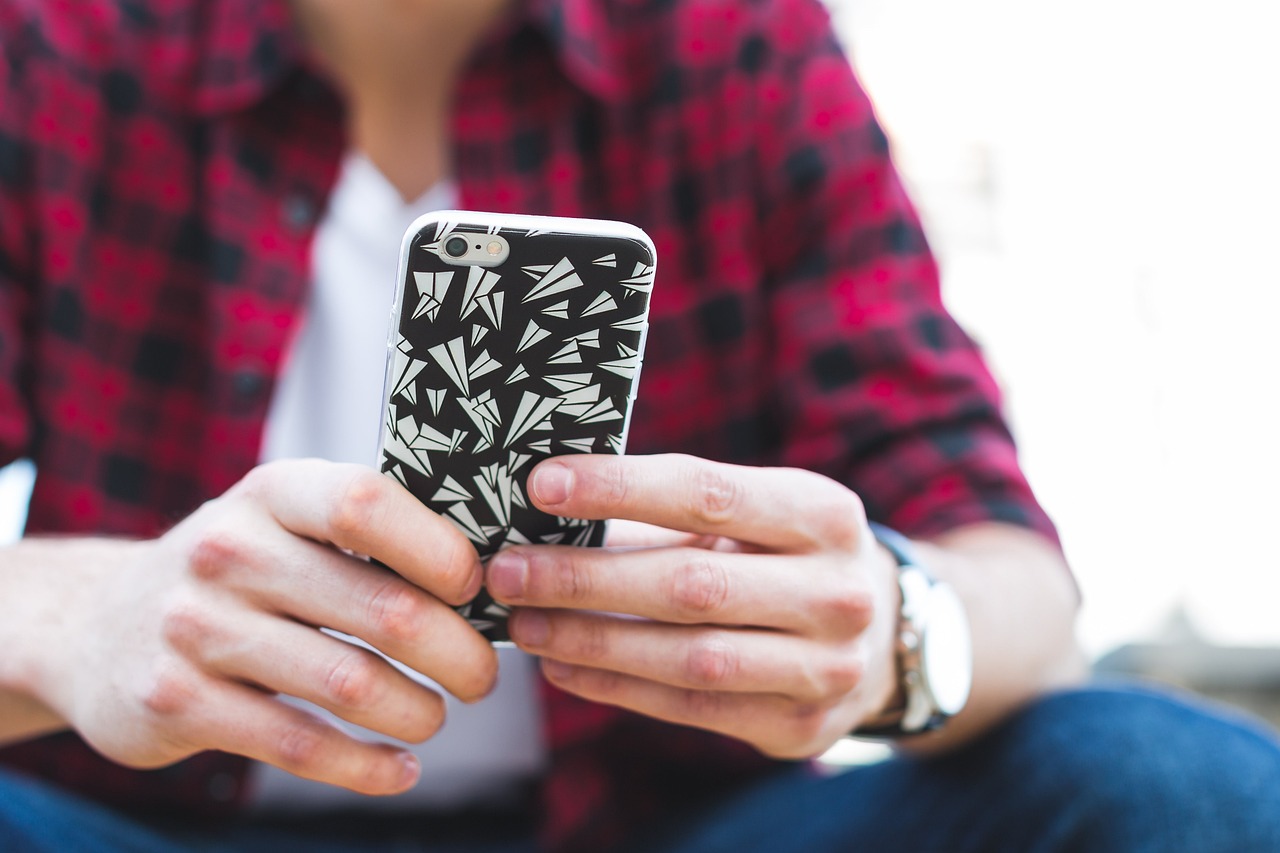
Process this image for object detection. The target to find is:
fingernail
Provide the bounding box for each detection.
[486,550,528,601]
[511,609,549,647]
[532,462,573,506]
[397,754,421,790]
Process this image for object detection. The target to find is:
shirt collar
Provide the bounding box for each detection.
[190,0,629,117]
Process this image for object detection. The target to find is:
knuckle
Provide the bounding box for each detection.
[820,654,864,699]
[140,661,197,717]
[579,667,624,699]
[365,579,426,646]
[762,740,817,761]
[187,527,245,583]
[809,483,865,549]
[402,699,446,743]
[551,553,594,604]
[450,640,499,701]
[323,650,383,710]
[597,460,630,509]
[757,737,800,760]
[679,687,726,721]
[785,703,830,750]
[817,581,875,632]
[688,464,742,526]
[352,752,403,795]
[159,599,213,652]
[232,463,273,498]
[276,719,330,772]
[433,540,479,605]
[455,648,499,703]
[668,555,730,618]
[328,470,387,540]
[564,617,610,662]
[684,634,740,689]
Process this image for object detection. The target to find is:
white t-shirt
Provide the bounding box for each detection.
[255,152,546,812]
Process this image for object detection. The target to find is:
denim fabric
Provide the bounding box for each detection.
[3,684,1279,853]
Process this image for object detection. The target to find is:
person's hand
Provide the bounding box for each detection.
[486,454,900,759]
[33,460,496,794]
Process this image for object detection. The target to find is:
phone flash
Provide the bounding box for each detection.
[486,241,503,256]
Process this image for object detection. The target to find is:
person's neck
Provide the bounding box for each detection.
[291,0,509,201]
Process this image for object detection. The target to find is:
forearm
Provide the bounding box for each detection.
[902,522,1086,753]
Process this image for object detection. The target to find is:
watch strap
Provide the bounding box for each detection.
[852,524,947,739]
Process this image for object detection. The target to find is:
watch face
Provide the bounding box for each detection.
[921,583,973,716]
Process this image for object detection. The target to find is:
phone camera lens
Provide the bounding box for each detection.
[444,235,469,258]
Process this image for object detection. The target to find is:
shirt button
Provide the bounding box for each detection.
[232,372,267,398]
[281,192,318,232]
[207,772,239,802]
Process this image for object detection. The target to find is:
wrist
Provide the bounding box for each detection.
[0,539,103,742]
[862,538,905,721]
[0,538,134,715]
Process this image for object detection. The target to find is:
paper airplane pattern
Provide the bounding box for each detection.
[478,291,504,330]
[517,320,551,353]
[412,270,455,321]
[428,337,503,397]
[610,316,646,332]
[461,266,502,322]
[474,463,514,527]
[382,223,658,641]
[391,347,427,404]
[575,398,623,424]
[432,475,473,503]
[568,328,600,348]
[556,383,602,417]
[411,422,467,455]
[425,387,447,416]
[446,502,487,544]
[523,256,585,303]
[582,292,618,317]
[547,340,583,364]
[620,261,655,294]
[504,391,563,447]
[598,356,638,380]
[505,364,531,385]
[544,373,592,393]
[457,390,503,446]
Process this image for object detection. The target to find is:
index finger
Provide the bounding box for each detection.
[239,460,482,606]
[528,454,865,552]
[605,519,703,549]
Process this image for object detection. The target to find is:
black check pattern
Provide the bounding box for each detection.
[0,0,1057,850]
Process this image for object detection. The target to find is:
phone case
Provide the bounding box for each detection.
[377,211,655,643]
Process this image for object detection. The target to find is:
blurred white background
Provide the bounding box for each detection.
[4,0,1279,659]
[827,0,1280,654]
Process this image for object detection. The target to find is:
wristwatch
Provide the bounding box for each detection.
[852,523,973,738]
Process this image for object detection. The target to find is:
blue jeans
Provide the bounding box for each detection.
[3,684,1279,852]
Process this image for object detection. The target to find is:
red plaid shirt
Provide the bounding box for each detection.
[0,0,1055,849]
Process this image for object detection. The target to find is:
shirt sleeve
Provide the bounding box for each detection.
[0,10,35,468]
[751,0,1057,543]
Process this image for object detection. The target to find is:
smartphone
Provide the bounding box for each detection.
[377,211,656,643]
